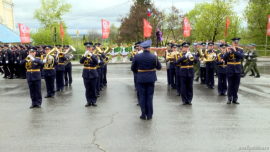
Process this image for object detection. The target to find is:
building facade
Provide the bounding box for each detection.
[0,0,15,30]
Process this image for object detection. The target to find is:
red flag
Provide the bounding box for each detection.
[101,19,110,39]
[18,23,31,43]
[225,16,230,37]
[143,18,152,38]
[183,17,190,37]
[267,15,270,36]
[60,22,64,41]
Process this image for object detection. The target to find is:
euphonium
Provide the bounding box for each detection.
[203,52,216,64]
[104,45,112,55]
[44,46,59,69]
[64,45,76,66]
[166,51,175,61]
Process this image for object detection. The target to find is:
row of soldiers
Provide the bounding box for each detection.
[164,38,247,105]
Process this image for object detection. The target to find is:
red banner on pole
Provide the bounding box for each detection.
[102,19,110,39]
[267,15,270,36]
[143,18,152,38]
[225,16,230,37]
[183,17,190,37]
[60,22,64,41]
[18,23,31,43]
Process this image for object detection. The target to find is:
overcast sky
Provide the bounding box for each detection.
[12,0,248,35]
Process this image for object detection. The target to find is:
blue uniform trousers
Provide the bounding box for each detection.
[137,82,155,119]
[103,66,107,85]
[96,68,101,94]
[176,75,181,94]
[100,68,104,88]
[56,71,65,90]
[200,67,206,83]
[167,69,170,84]
[65,66,72,85]
[218,73,227,94]
[227,73,241,101]
[83,78,97,103]
[170,68,176,88]
[180,76,194,103]
[133,72,137,89]
[27,80,42,106]
[44,75,55,96]
[206,67,215,87]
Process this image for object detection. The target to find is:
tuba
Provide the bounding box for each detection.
[64,45,76,66]
[104,45,112,55]
[44,46,59,69]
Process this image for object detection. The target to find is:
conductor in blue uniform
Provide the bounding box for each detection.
[176,42,198,105]
[80,42,99,107]
[223,38,244,104]
[131,40,162,120]
[21,48,43,108]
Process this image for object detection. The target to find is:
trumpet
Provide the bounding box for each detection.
[58,47,64,58]
[87,52,92,59]
[189,53,194,61]
[26,55,32,62]
[25,55,32,69]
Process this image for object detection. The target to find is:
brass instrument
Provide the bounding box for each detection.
[44,46,58,69]
[189,52,194,61]
[93,47,101,55]
[104,45,112,55]
[87,52,92,59]
[64,45,76,66]
[166,51,176,61]
[58,47,64,58]
[203,51,216,64]
[25,55,32,69]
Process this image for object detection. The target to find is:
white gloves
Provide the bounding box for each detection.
[43,59,47,63]
[185,52,190,58]
[14,61,17,64]
[6,61,8,64]
[0,61,2,63]
[49,55,53,60]
[154,52,157,56]
[213,54,216,57]
[84,51,89,57]
[31,56,35,61]
[98,60,100,63]
[249,53,252,55]
[17,57,19,60]
[245,53,248,56]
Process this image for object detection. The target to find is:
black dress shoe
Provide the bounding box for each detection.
[137,103,140,106]
[8,77,13,79]
[85,103,91,107]
[255,74,260,78]
[241,74,246,77]
[232,101,240,104]
[56,89,60,92]
[44,95,51,98]
[167,83,170,85]
[30,105,35,109]
[249,73,255,76]
[69,83,72,86]
[3,76,7,78]
[187,102,192,105]
[92,103,97,106]
[147,117,152,120]
[176,94,180,96]
[64,84,68,86]
[97,94,100,97]
[227,100,232,104]
[194,77,199,82]
[36,105,41,108]
[211,87,215,89]
[100,88,104,91]
[21,77,26,79]
[60,89,64,92]
[218,94,222,96]
[104,84,107,86]
[140,116,146,120]
[183,102,188,105]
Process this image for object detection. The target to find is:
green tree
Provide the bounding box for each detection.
[108,23,119,44]
[187,0,241,42]
[243,0,270,47]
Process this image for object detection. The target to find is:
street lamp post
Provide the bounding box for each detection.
[144,0,150,40]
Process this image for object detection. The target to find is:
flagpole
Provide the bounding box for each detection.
[266,34,267,56]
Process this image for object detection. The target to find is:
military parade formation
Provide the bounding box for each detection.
[0,37,261,120]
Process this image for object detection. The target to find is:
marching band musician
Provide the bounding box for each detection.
[94,46,103,97]
[197,43,207,84]
[20,47,43,108]
[176,42,198,105]
[204,42,217,89]
[174,44,182,96]
[130,44,139,90]
[80,42,98,107]
[216,44,228,96]
[63,45,73,86]
[3,44,14,79]
[98,43,106,91]
[131,40,162,120]
[166,43,176,89]
[223,38,244,104]
[42,46,58,98]
[0,45,4,75]
[55,45,67,92]
[103,54,109,86]
[164,43,172,85]
[17,44,26,79]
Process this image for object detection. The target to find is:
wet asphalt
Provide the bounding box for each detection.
[0,63,270,152]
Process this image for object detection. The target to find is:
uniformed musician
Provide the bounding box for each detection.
[204,42,217,89]
[3,44,14,79]
[42,45,58,98]
[80,42,98,107]
[164,43,172,85]
[166,43,176,89]
[216,44,228,96]
[174,44,182,96]
[223,38,244,104]
[197,43,207,84]
[130,44,139,90]
[176,42,197,105]
[63,45,73,86]
[131,40,162,120]
[20,47,43,108]
[55,45,67,92]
